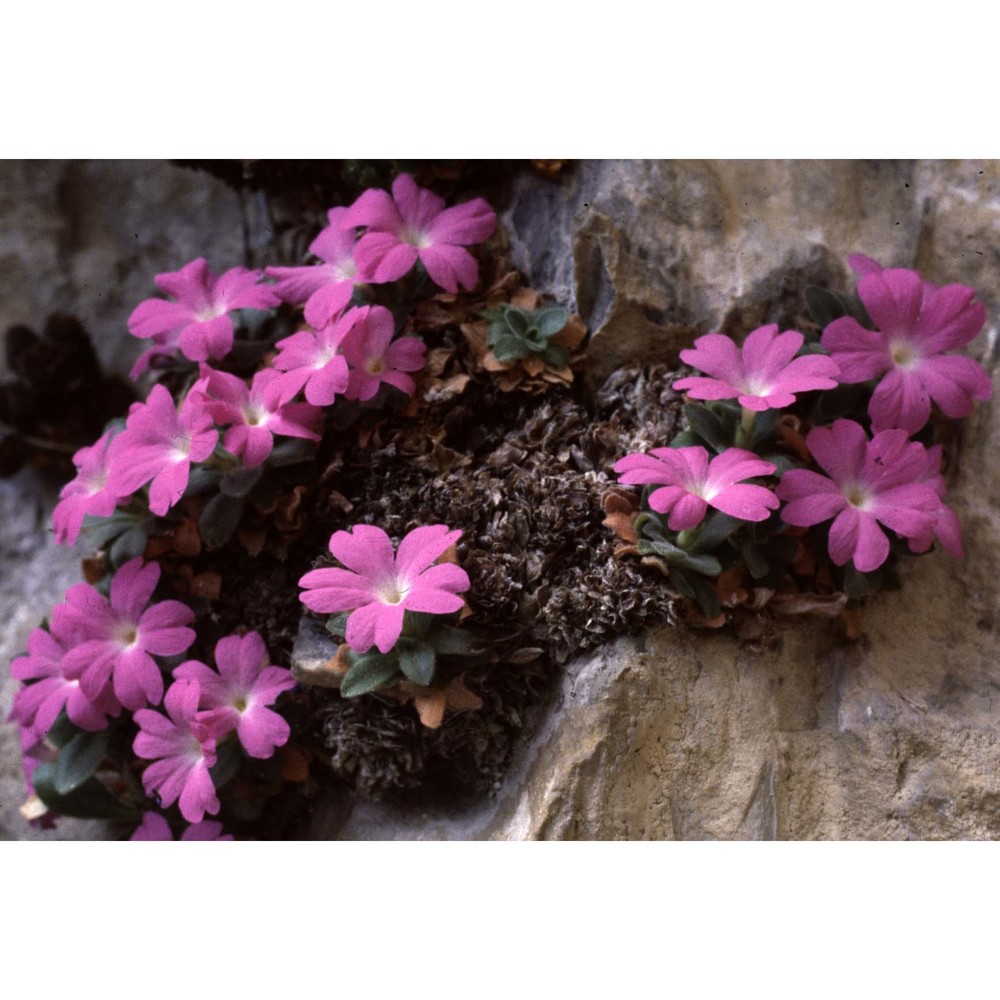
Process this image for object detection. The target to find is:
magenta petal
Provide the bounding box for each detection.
[329,525,396,578]
[237,706,290,759]
[177,761,219,823]
[665,492,707,531]
[852,514,891,572]
[869,368,931,434]
[304,281,354,329]
[419,244,480,293]
[395,525,462,581]
[821,317,890,383]
[919,354,992,418]
[427,198,496,246]
[354,232,418,284]
[828,507,862,566]
[806,420,869,484]
[709,483,778,522]
[148,459,192,516]
[344,601,388,653]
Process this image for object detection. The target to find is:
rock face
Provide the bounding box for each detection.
[322,159,1000,840]
[4,159,1000,839]
[0,160,249,378]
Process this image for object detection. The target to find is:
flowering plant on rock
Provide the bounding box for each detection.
[607,257,991,627]
[7,165,511,838]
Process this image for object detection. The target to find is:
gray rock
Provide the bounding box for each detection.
[5,159,1000,839]
[0,160,248,378]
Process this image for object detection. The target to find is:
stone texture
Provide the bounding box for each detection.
[0,160,248,378]
[0,471,102,839]
[314,159,1000,840]
[5,159,1000,839]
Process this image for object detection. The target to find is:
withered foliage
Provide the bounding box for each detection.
[305,362,686,800]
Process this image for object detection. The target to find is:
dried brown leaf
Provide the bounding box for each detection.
[279,744,311,783]
[190,571,222,600]
[769,591,848,618]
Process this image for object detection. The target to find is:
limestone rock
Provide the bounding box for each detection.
[0,160,248,378]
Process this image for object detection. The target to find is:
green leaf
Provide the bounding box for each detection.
[691,511,741,552]
[46,709,80,750]
[185,466,222,496]
[541,343,569,367]
[504,306,529,337]
[750,407,781,445]
[325,613,350,638]
[534,308,569,338]
[268,439,317,467]
[199,492,244,550]
[431,628,477,656]
[804,286,848,329]
[683,403,731,452]
[492,335,531,363]
[209,739,243,792]
[220,463,263,498]
[688,574,722,618]
[341,652,401,697]
[844,563,882,598]
[398,642,436,686]
[675,551,723,577]
[667,565,697,599]
[743,541,771,580]
[33,763,138,821]
[669,430,702,449]
[109,524,149,567]
[54,730,110,795]
[81,513,132,548]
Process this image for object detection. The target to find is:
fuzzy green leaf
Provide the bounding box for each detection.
[492,334,531,363]
[534,308,569,338]
[268,439,317,467]
[325,613,351,639]
[683,403,731,453]
[398,642,436,686]
[431,628,478,656]
[109,524,149,567]
[541,343,569,367]
[33,763,137,821]
[53,729,110,795]
[46,709,81,750]
[199,492,245,550]
[691,512,741,552]
[219,463,263,498]
[341,652,401,697]
[209,739,243,792]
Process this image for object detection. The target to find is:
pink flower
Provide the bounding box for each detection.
[52,430,130,546]
[847,253,938,303]
[130,811,232,841]
[10,621,120,738]
[338,305,426,402]
[201,367,322,468]
[776,419,940,572]
[58,557,196,711]
[821,268,992,434]
[265,207,365,329]
[106,384,218,516]
[615,446,778,531]
[271,316,351,407]
[341,173,496,293]
[674,324,840,411]
[128,257,280,366]
[174,631,295,760]
[907,444,963,558]
[299,524,469,654]
[133,680,221,824]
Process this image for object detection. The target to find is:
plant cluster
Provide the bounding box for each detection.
[608,255,992,628]
[9,172,566,837]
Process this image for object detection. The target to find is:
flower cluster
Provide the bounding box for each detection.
[13,170,499,839]
[613,258,991,613]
